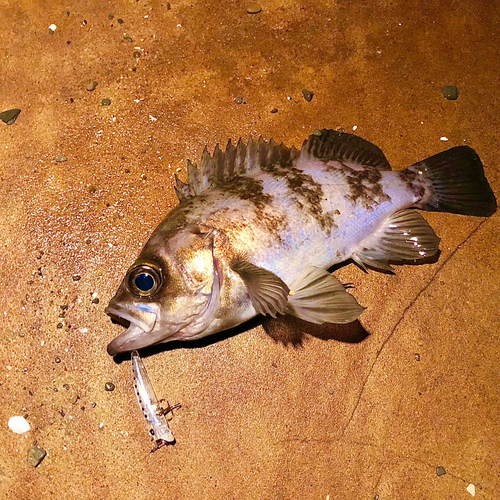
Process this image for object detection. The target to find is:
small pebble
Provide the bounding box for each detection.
[9,416,31,434]
[414,353,421,361]
[63,383,70,390]
[88,185,97,193]
[312,129,323,136]
[27,446,47,467]
[440,137,449,142]
[246,2,262,14]
[104,382,115,392]
[108,14,114,20]
[302,89,314,102]
[0,108,21,125]
[48,24,57,33]
[235,96,244,105]
[72,274,81,281]
[124,36,134,43]
[118,18,124,24]
[133,51,141,60]
[92,297,100,304]
[85,80,98,91]
[55,356,61,363]
[271,108,278,114]
[442,85,459,100]
[55,154,67,162]
[101,98,112,106]
[436,466,446,476]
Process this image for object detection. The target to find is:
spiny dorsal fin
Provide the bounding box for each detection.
[187,159,200,197]
[174,174,189,202]
[200,146,213,193]
[177,135,299,201]
[299,129,392,170]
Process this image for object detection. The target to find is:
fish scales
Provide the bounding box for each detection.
[106,130,496,355]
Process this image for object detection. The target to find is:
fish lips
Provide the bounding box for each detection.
[105,303,160,356]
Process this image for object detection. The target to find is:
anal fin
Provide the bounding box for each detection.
[352,209,440,272]
[286,267,364,324]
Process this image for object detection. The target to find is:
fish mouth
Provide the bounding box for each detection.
[105,304,159,356]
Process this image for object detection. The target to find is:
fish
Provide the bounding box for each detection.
[131,350,180,451]
[106,129,496,355]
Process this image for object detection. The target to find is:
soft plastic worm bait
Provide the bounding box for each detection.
[131,350,180,452]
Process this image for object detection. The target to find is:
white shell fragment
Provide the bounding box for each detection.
[440,136,449,141]
[49,24,57,32]
[8,416,31,434]
[466,483,475,496]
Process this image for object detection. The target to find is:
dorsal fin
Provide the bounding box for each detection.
[174,130,385,202]
[174,174,189,202]
[299,129,392,170]
[176,136,299,201]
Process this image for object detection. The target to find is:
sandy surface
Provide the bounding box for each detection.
[1,1,499,499]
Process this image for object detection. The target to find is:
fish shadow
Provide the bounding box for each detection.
[261,315,369,347]
[111,316,263,363]
[111,314,369,364]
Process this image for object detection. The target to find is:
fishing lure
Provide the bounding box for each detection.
[131,350,180,452]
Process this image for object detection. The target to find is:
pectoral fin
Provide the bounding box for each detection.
[231,260,290,318]
[352,209,440,272]
[286,266,364,324]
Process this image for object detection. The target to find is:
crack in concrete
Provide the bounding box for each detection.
[341,218,491,438]
[276,435,476,486]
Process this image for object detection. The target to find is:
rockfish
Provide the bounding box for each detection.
[106,130,496,355]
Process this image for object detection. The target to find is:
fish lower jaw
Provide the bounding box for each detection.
[107,323,149,356]
[105,305,156,333]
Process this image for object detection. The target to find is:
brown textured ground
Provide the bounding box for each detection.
[1,1,499,499]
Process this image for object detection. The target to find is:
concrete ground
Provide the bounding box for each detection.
[1,1,499,499]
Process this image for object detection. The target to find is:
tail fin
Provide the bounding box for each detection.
[409,146,497,217]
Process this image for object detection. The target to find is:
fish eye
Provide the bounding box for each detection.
[127,261,162,297]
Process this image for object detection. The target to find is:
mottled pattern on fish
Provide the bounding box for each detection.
[106,130,496,355]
